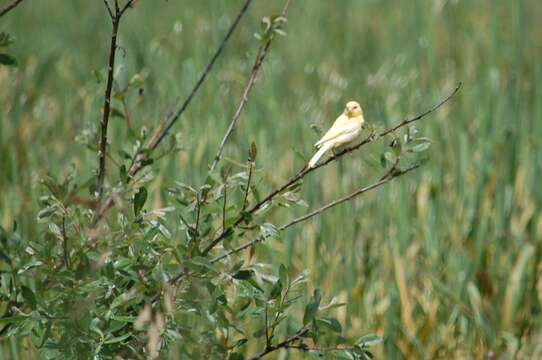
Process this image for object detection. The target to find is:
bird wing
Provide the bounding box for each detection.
[314,120,359,148]
[314,114,347,147]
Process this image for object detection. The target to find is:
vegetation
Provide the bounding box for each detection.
[1,0,541,358]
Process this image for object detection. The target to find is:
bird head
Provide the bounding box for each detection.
[344,101,363,118]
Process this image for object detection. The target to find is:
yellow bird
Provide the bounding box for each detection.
[308,101,365,168]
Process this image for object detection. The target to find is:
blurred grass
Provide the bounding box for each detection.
[2,0,542,358]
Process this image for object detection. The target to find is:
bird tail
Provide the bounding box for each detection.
[308,143,331,168]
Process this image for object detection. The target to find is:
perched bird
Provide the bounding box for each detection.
[308,101,365,168]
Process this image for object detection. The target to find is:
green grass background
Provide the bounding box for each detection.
[2,0,542,358]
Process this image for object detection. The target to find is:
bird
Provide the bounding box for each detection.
[308,101,365,168]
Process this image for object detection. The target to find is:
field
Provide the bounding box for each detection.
[1,0,542,358]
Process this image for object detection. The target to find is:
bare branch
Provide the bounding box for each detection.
[209,0,293,171]
[222,182,228,232]
[279,164,419,230]
[0,0,26,18]
[92,0,137,207]
[284,343,359,353]
[127,0,253,178]
[61,216,69,270]
[95,16,122,199]
[211,164,419,264]
[119,0,136,17]
[193,194,202,243]
[380,81,462,137]
[102,0,113,19]
[209,43,268,171]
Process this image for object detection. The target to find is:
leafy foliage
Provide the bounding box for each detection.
[6,0,537,359]
[0,107,433,357]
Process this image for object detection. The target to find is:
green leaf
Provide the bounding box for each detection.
[311,318,319,344]
[233,269,253,280]
[20,286,37,310]
[261,16,271,32]
[249,142,257,161]
[269,279,282,300]
[140,158,154,167]
[260,223,279,239]
[104,260,114,279]
[356,334,383,348]
[0,53,17,67]
[36,322,52,349]
[190,256,216,272]
[129,73,145,88]
[111,107,125,119]
[407,137,432,153]
[0,314,29,325]
[380,153,388,168]
[380,152,395,168]
[319,296,347,311]
[231,338,248,349]
[390,137,402,156]
[92,69,105,83]
[17,260,43,274]
[119,165,128,184]
[103,333,132,344]
[303,289,322,325]
[248,278,264,293]
[317,318,342,333]
[133,187,147,217]
[113,89,125,101]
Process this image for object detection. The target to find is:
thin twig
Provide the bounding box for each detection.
[209,44,267,171]
[0,0,25,17]
[264,302,270,346]
[222,182,228,232]
[201,83,461,256]
[241,160,254,212]
[102,0,113,18]
[249,327,308,360]
[121,97,133,129]
[61,216,69,270]
[279,164,419,230]
[193,194,202,244]
[127,0,254,178]
[209,0,293,171]
[95,1,135,199]
[284,343,357,353]
[210,164,419,264]
[119,0,135,16]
